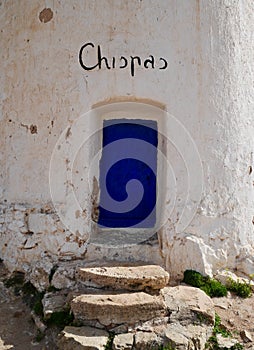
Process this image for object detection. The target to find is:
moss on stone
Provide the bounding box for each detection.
[183,270,227,298]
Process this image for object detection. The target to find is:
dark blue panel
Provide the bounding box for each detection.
[103,120,158,147]
[98,119,157,228]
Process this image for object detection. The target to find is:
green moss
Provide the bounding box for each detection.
[183,269,252,299]
[206,338,243,350]
[205,313,243,350]
[231,344,244,350]
[205,335,219,350]
[227,278,252,298]
[213,313,231,338]
[183,270,227,298]
[157,345,174,350]
[205,279,228,298]
[104,333,114,350]
[195,312,211,325]
[183,269,204,287]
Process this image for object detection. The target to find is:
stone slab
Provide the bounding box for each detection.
[0,337,13,350]
[161,286,215,325]
[112,333,134,350]
[135,331,163,349]
[216,334,239,349]
[57,326,108,350]
[42,291,67,319]
[71,292,166,326]
[77,265,169,291]
[163,324,190,350]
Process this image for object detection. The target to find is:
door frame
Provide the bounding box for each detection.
[88,100,168,245]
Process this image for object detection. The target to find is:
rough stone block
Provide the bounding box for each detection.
[161,285,215,325]
[135,331,163,349]
[57,326,109,350]
[163,324,190,350]
[28,213,56,234]
[71,292,166,326]
[216,334,239,349]
[42,291,68,319]
[77,265,169,291]
[112,333,134,350]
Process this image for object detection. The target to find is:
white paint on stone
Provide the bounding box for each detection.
[0,1,253,281]
[28,213,57,234]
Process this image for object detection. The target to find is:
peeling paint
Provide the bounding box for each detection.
[39,8,53,23]
[91,177,99,223]
[65,127,72,139]
[30,124,37,134]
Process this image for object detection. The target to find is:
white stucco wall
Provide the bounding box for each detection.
[0,0,253,283]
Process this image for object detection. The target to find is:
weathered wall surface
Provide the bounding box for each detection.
[0,0,253,284]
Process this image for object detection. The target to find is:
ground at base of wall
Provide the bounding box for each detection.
[0,263,254,350]
[0,262,57,350]
[212,294,254,348]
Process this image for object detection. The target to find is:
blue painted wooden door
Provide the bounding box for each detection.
[98,119,157,228]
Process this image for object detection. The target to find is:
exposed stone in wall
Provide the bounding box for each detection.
[0,203,87,278]
[0,203,166,287]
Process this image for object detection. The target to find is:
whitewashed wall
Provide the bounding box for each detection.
[0,0,253,286]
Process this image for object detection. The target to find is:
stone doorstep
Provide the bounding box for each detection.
[77,265,169,291]
[71,292,167,326]
[58,284,216,349]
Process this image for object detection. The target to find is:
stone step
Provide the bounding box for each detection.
[71,292,166,327]
[57,326,109,350]
[77,264,169,291]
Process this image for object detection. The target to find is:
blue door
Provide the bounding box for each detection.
[98,119,158,228]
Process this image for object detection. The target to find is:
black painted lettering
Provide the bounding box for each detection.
[79,43,168,76]
[79,42,98,71]
[112,57,116,69]
[159,57,168,70]
[130,56,141,77]
[144,55,155,69]
[98,45,111,69]
[119,56,128,68]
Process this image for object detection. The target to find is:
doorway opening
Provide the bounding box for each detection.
[98,119,158,229]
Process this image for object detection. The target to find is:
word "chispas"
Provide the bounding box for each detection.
[79,42,168,77]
